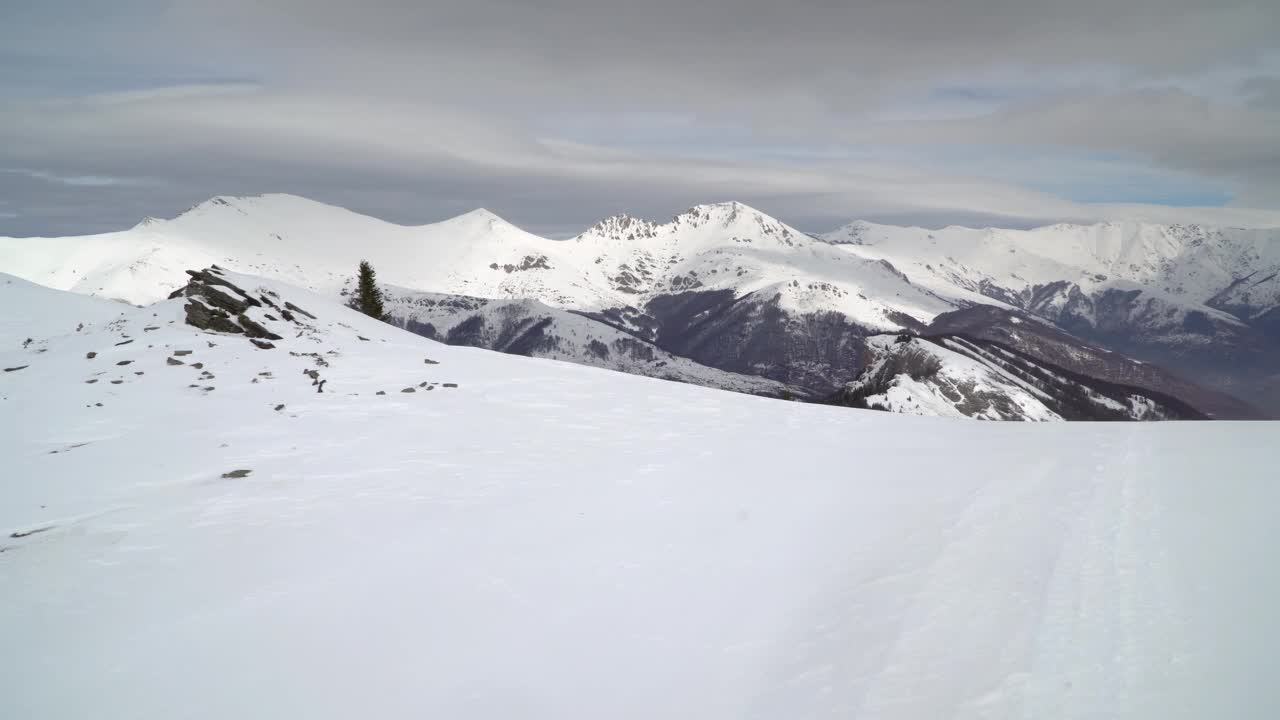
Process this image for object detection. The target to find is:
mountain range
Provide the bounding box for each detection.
[3,193,1276,419]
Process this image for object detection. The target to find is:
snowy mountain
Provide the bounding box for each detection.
[379,286,794,397]
[2,193,1274,417]
[822,220,1280,414]
[834,334,1205,421]
[924,304,1267,420]
[0,194,952,396]
[3,267,1277,719]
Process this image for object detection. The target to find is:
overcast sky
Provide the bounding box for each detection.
[3,0,1279,236]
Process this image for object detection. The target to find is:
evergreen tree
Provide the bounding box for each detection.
[353,260,387,320]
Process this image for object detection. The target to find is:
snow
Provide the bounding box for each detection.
[852,335,1063,421]
[0,274,130,346]
[822,218,1280,314]
[4,271,1277,719]
[380,285,791,396]
[0,194,952,331]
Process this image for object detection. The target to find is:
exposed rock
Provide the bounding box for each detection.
[284,301,316,319]
[237,315,282,341]
[376,390,386,395]
[86,352,97,359]
[110,380,123,385]
[274,404,285,411]
[173,350,192,356]
[221,469,252,479]
[195,283,254,314]
[85,379,98,384]
[250,339,276,350]
[3,365,28,372]
[443,383,458,388]
[184,300,244,335]
[167,357,185,366]
[423,358,439,365]
[114,339,133,346]
[401,387,416,393]
[184,269,260,305]
[116,360,133,366]
[191,363,204,369]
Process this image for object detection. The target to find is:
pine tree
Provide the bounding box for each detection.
[353,260,387,320]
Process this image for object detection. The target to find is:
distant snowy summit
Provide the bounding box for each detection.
[1,192,1276,419]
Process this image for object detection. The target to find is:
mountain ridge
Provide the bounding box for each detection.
[3,192,1274,418]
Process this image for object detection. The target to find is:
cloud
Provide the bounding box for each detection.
[859,89,1280,200]
[1,0,1278,235]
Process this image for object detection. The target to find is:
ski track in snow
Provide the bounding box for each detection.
[1,271,1277,719]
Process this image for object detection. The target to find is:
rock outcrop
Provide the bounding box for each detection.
[169,267,285,344]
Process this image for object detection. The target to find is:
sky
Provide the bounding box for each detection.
[2,0,1279,236]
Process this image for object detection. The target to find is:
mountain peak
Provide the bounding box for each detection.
[437,208,531,237]
[581,214,660,242]
[675,201,766,223]
[169,193,343,223]
[455,208,501,222]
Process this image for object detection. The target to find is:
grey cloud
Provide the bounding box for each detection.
[1,0,1278,235]
[862,89,1280,203]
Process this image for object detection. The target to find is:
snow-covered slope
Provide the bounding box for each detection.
[0,273,131,348]
[838,335,1062,421]
[925,304,1267,420]
[2,270,1277,718]
[0,195,570,306]
[836,334,1205,421]
[381,286,794,397]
